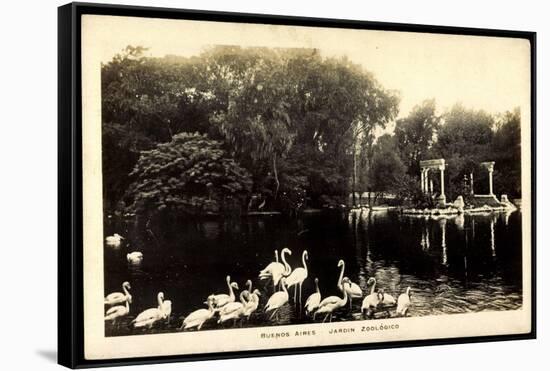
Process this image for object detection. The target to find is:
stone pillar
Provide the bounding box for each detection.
[488,168,494,195]
[440,166,445,196]
[420,169,425,193]
[430,179,434,195]
[425,169,430,194]
[470,172,474,195]
[481,161,495,195]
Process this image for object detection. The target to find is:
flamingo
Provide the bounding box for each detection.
[285,250,309,305]
[260,248,292,291]
[105,299,130,324]
[304,278,321,316]
[396,287,412,316]
[211,276,239,308]
[241,280,253,299]
[104,281,132,306]
[368,277,396,306]
[265,277,289,321]
[259,250,281,277]
[361,288,384,318]
[318,259,345,309]
[315,278,349,322]
[106,233,124,246]
[341,276,363,310]
[127,251,143,264]
[133,292,170,329]
[243,289,261,320]
[180,296,216,331]
[218,292,247,325]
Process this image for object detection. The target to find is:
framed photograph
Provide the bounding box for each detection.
[58,2,536,368]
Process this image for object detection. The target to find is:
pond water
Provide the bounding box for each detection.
[104,209,523,336]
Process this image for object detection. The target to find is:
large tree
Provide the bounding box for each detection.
[491,108,522,197]
[394,99,440,176]
[434,104,494,199]
[126,132,252,216]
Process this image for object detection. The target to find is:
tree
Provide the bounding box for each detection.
[491,108,521,197]
[394,99,440,175]
[366,134,406,205]
[434,104,494,199]
[126,132,252,216]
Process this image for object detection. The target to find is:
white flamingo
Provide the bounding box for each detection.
[106,233,124,246]
[211,276,239,308]
[260,248,292,291]
[218,292,247,325]
[180,296,216,331]
[265,277,289,320]
[396,287,412,316]
[318,259,345,309]
[104,281,132,306]
[241,279,253,299]
[315,278,349,322]
[285,250,309,305]
[341,276,362,310]
[104,299,130,324]
[305,277,321,316]
[368,277,396,306]
[259,250,282,277]
[243,289,261,320]
[127,251,143,264]
[133,292,170,329]
[361,288,384,318]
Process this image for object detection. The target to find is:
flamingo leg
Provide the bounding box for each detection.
[269,308,279,320]
[299,283,302,308]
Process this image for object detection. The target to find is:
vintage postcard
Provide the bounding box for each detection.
[79,12,533,361]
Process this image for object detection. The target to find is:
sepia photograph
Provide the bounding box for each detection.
[69,5,534,365]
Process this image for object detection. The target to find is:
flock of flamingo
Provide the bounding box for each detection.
[104,234,412,332]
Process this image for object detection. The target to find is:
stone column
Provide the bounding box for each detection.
[424,169,429,194]
[470,172,474,195]
[488,168,494,195]
[439,166,445,196]
[430,179,434,195]
[420,169,425,193]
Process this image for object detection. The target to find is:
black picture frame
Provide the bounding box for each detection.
[58,2,537,368]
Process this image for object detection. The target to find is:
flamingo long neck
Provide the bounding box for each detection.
[338,262,345,288]
[281,281,288,294]
[302,252,308,270]
[282,250,291,275]
[247,281,253,293]
[340,288,348,306]
[123,285,129,296]
[370,279,377,295]
[315,280,320,294]
[239,291,248,304]
[275,250,279,263]
[125,300,130,312]
[227,279,235,300]
[406,287,411,297]
[157,294,163,307]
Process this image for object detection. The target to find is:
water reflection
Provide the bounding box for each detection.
[104,210,523,336]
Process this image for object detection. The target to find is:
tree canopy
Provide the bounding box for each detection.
[102,45,522,215]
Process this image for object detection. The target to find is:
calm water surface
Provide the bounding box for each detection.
[104,210,522,336]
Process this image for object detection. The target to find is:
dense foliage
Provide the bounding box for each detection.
[102,45,523,216]
[127,132,252,215]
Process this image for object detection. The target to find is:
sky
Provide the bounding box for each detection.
[86,15,531,121]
